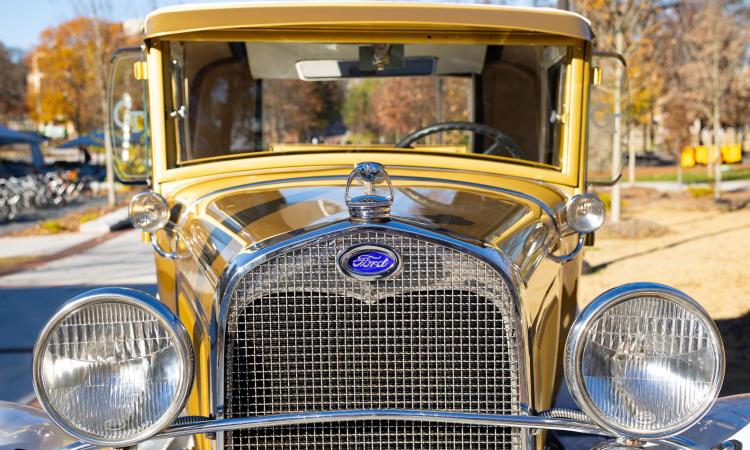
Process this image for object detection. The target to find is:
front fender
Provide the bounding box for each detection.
[0,400,193,450]
[552,394,750,449]
[0,401,74,450]
[652,394,750,449]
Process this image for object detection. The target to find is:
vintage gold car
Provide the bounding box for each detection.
[3,2,749,450]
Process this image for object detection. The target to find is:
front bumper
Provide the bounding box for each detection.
[3,396,746,450]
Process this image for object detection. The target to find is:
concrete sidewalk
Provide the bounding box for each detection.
[0,230,156,402]
[1,233,96,259]
[632,180,750,192]
[0,206,132,259]
[0,230,156,287]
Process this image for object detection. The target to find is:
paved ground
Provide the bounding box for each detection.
[580,190,750,396]
[632,179,750,192]
[0,196,106,237]
[0,230,156,402]
[0,233,97,259]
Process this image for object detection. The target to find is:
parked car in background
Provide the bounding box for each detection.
[2,2,747,450]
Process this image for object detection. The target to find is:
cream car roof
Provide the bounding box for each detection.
[144,1,594,41]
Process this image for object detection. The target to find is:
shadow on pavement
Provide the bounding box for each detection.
[0,283,745,403]
[0,283,156,402]
[716,313,750,397]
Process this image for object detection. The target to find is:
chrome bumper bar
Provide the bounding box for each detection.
[59,409,700,450]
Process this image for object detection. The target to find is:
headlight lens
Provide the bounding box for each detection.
[565,283,724,439]
[566,193,605,234]
[129,191,170,233]
[33,288,193,446]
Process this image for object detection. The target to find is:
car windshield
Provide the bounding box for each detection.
[166,41,570,167]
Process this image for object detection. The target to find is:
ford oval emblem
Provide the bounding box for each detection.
[338,244,400,281]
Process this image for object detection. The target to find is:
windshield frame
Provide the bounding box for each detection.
[146,32,588,188]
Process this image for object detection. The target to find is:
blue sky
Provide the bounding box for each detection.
[0,0,231,51]
[0,0,554,52]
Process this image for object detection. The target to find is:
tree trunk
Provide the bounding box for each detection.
[713,94,722,200]
[104,112,116,206]
[611,28,625,223]
[88,17,116,206]
[710,43,722,201]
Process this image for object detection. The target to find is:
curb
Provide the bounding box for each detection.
[79,207,132,234]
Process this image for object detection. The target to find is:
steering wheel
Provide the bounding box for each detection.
[395,121,522,159]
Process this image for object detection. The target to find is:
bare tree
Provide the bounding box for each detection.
[573,0,662,222]
[0,43,26,122]
[76,0,117,207]
[680,0,748,200]
[656,4,697,186]
[673,0,748,199]
[724,64,750,151]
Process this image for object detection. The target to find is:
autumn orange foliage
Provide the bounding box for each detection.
[26,17,138,135]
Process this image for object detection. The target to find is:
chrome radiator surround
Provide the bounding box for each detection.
[214,220,532,449]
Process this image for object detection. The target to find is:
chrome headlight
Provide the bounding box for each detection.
[565,283,724,439]
[33,288,193,446]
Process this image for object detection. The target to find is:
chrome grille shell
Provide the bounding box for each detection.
[216,220,530,449]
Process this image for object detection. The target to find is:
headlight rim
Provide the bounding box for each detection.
[564,282,725,440]
[32,287,194,447]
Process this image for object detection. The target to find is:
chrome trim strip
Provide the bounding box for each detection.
[548,234,585,263]
[59,410,609,450]
[58,409,704,450]
[150,231,188,260]
[212,219,533,448]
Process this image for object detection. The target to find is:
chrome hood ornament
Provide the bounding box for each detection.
[345,162,393,222]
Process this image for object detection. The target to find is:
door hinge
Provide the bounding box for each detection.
[133,61,148,80]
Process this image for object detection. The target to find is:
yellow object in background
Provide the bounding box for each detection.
[694,146,710,165]
[721,144,743,164]
[681,146,696,168]
[687,144,742,166]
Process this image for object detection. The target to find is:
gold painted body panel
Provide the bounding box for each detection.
[150,166,582,450]
[137,6,595,448]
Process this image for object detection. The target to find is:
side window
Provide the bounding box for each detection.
[588,53,628,185]
[189,59,259,158]
[544,62,566,167]
[108,48,149,184]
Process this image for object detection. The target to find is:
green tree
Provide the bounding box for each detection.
[342,79,379,141]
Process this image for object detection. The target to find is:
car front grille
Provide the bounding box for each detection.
[224,229,522,449]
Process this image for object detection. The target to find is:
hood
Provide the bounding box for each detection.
[174,176,563,283]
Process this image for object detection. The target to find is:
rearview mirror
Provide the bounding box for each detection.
[587,52,629,186]
[108,47,149,184]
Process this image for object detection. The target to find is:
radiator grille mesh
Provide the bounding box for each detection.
[224,230,522,449]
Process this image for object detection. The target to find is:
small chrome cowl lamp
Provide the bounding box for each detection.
[129,191,183,259]
[552,193,606,262]
[565,193,606,234]
[128,191,170,233]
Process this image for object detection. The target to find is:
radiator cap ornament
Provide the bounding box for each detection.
[345,162,393,222]
[338,244,400,281]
